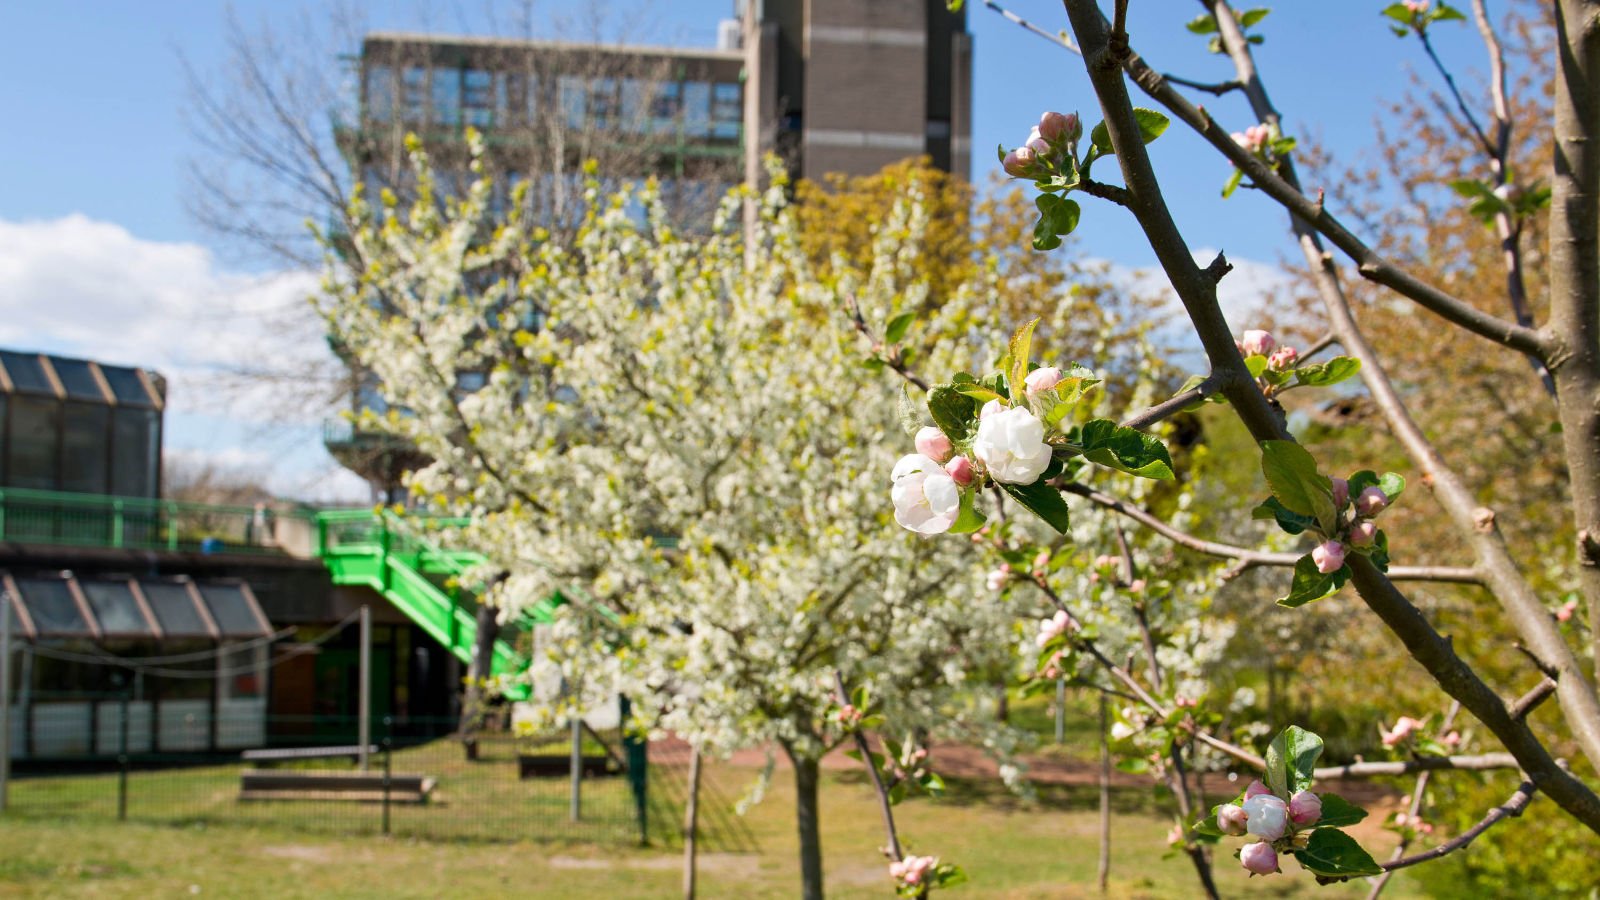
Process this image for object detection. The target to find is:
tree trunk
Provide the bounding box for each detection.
[459,601,501,758]
[1098,694,1111,895]
[683,748,702,900]
[784,744,825,900]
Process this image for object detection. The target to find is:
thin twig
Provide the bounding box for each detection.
[1119,374,1218,431]
[982,0,1080,53]
[1162,73,1243,95]
[1379,779,1536,871]
[830,670,913,884]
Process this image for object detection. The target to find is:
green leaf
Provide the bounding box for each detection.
[1252,497,1317,535]
[1293,828,1383,878]
[1185,12,1218,33]
[1365,528,1391,571]
[1238,7,1272,27]
[885,312,916,344]
[1076,419,1175,479]
[1292,356,1361,388]
[1269,136,1297,155]
[927,383,978,443]
[1008,317,1041,399]
[1191,806,1227,837]
[1091,121,1113,154]
[1378,472,1406,502]
[1114,757,1149,774]
[1278,554,1350,608]
[948,488,987,534]
[860,357,885,371]
[1260,440,1335,526]
[955,386,1004,404]
[1433,3,1466,22]
[1207,35,1224,54]
[1381,3,1413,24]
[1244,354,1269,377]
[999,478,1072,533]
[1264,726,1322,800]
[932,863,967,889]
[1133,108,1170,144]
[888,781,907,805]
[1222,166,1245,199]
[897,385,924,437]
[1313,793,1369,829]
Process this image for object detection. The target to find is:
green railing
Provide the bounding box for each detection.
[0,486,312,555]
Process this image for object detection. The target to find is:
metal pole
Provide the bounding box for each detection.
[118,690,130,821]
[358,605,371,772]
[1055,677,1066,745]
[381,715,392,837]
[1,590,11,813]
[569,716,582,822]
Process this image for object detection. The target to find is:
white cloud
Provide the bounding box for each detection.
[0,214,361,502]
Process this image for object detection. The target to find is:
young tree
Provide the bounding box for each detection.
[315,141,1037,900]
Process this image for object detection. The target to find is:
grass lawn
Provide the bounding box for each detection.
[0,749,1430,899]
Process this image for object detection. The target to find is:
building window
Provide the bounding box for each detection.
[620,79,650,134]
[711,83,741,140]
[432,68,461,128]
[7,396,59,490]
[61,402,109,494]
[926,119,952,138]
[651,81,681,134]
[590,78,618,130]
[682,81,711,138]
[366,64,394,122]
[401,67,427,123]
[463,69,493,128]
[111,407,158,498]
[559,76,587,130]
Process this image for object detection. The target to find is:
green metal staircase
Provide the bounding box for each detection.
[313,510,557,701]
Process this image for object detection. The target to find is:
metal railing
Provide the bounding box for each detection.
[0,487,315,556]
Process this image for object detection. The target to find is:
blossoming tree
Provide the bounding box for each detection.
[316,139,1048,900]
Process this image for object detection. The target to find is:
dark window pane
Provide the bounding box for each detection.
[712,83,741,140]
[197,583,265,636]
[402,67,427,122]
[682,81,711,138]
[141,581,210,637]
[366,64,394,122]
[15,577,90,636]
[100,366,154,407]
[7,396,60,490]
[0,351,53,394]
[61,402,109,494]
[560,75,586,129]
[49,359,104,400]
[432,68,460,127]
[464,69,492,127]
[80,580,153,635]
[111,407,157,498]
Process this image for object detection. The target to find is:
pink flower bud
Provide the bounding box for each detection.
[986,569,1009,592]
[1244,780,1272,800]
[1025,133,1050,155]
[914,426,953,463]
[1217,803,1249,835]
[1240,841,1279,876]
[1024,366,1063,395]
[1000,563,1011,574]
[1129,578,1147,593]
[1442,730,1461,747]
[1038,111,1072,143]
[1349,521,1377,548]
[1267,346,1298,372]
[943,455,974,486]
[1558,599,1577,622]
[1288,790,1322,826]
[1330,477,1349,508]
[1381,716,1422,746]
[1355,486,1389,516]
[1003,147,1037,178]
[1311,540,1346,574]
[980,398,1006,421]
[1033,550,1050,569]
[1093,555,1112,569]
[1241,330,1275,356]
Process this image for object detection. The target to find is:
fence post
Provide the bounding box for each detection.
[621,696,648,845]
[358,605,371,772]
[381,715,392,837]
[1055,677,1066,745]
[0,590,11,813]
[569,716,583,823]
[117,689,130,822]
[165,501,180,550]
[111,499,124,549]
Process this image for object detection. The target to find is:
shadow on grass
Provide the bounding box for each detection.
[831,768,1174,817]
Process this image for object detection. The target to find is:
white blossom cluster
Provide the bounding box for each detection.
[316,143,1029,767]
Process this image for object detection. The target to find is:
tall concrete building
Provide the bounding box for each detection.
[742,0,972,182]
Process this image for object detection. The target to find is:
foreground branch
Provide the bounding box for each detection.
[1380,779,1536,871]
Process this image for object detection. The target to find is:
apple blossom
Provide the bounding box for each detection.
[1288,790,1322,826]
[972,406,1053,485]
[1558,599,1578,622]
[1129,578,1146,593]
[1350,521,1378,548]
[1024,365,1063,395]
[944,455,974,486]
[1240,329,1275,356]
[892,454,962,534]
[1267,346,1298,371]
[1331,477,1349,508]
[1036,609,1075,646]
[1244,780,1272,800]
[979,398,1005,421]
[1312,540,1346,574]
[1355,486,1389,516]
[914,426,953,463]
[1025,127,1050,155]
[1033,549,1050,569]
[1243,793,1289,841]
[1239,841,1279,876]
[1217,803,1249,835]
[1003,147,1038,178]
[1038,110,1073,143]
[1381,716,1424,746]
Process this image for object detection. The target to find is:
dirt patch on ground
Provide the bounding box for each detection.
[547,854,758,875]
[260,845,344,863]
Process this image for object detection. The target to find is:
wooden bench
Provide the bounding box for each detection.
[517,754,618,779]
[240,745,378,767]
[239,769,437,803]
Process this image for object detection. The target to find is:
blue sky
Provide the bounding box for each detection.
[0,1,1500,500]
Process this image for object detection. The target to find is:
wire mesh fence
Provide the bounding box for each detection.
[1,713,711,846]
